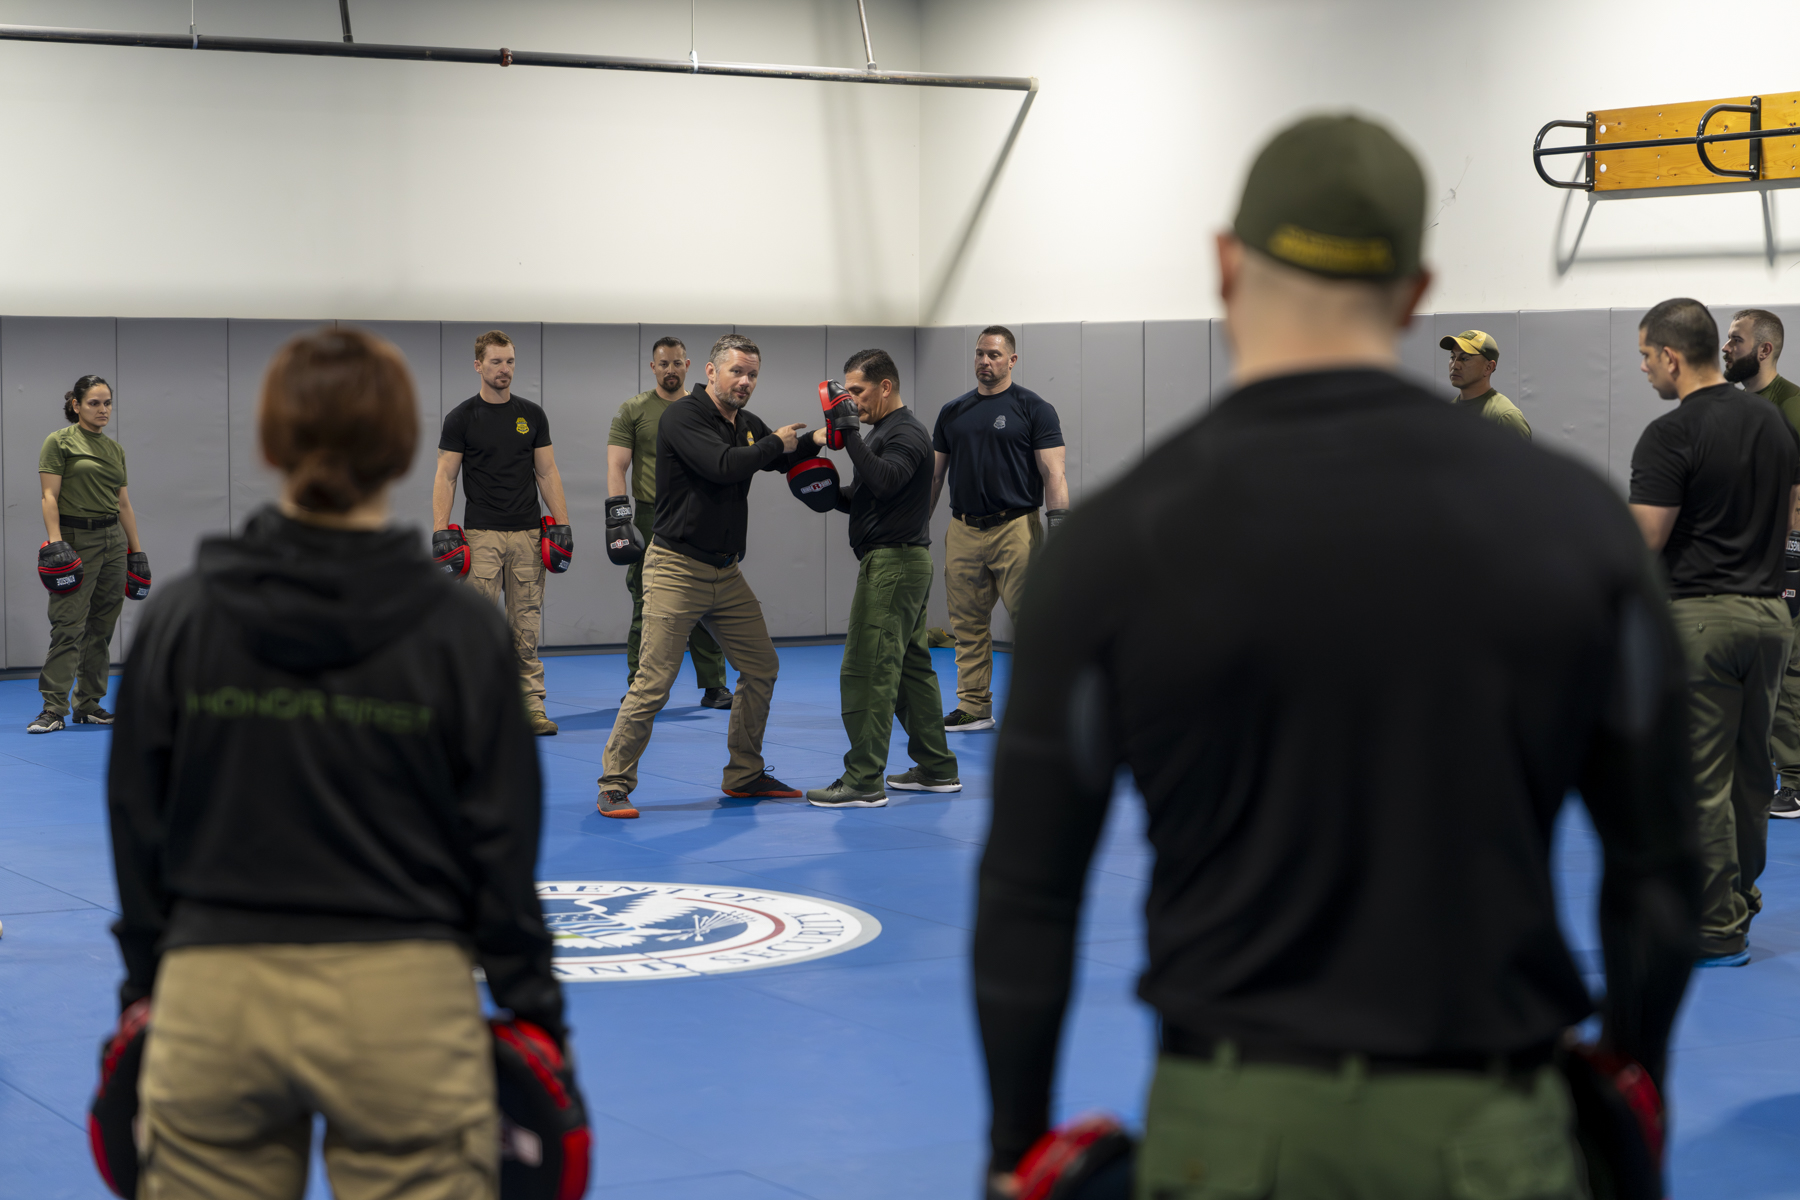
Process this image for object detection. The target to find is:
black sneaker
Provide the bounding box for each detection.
[1775,786,1800,819]
[887,767,962,793]
[700,687,734,710]
[72,708,114,725]
[943,709,995,733]
[805,779,887,808]
[26,710,64,734]
[722,772,803,799]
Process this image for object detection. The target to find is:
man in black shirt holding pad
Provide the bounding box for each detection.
[1627,297,1800,968]
[597,334,814,818]
[975,116,1700,1199]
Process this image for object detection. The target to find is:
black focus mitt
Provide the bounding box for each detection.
[492,1017,591,1200]
[605,496,645,566]
[996,1113,1135,1200]
[125,551,151,601]
[818,380,857,450]
[540,518,573,575]
[433,525,471,577]
[89,998,151,1199]
[38,540,83,594]
[786,458,840,513]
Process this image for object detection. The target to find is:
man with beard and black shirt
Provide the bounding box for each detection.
[1723,309,1800,820]
[802,348,960,809]
[1630,298,1800,965]
[596,334,813,818]
[975,116,1700,1200]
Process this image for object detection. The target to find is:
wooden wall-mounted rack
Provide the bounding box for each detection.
[1534,92,1800,192]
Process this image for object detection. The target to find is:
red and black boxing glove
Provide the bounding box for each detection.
[124,551,152,601]
[818,380,858,450]
[540,517,573,575]
[38,540,83,595]
[997,1112,1135,1200]
[492,1017,591,1200]
[432,525,470,577]
[1560,1041,1666,1200]
[89,999,152,1199]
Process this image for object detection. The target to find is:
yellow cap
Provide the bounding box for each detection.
[1439,330,1498,360]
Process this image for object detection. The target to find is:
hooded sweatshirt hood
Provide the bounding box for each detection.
[199,506,451,674]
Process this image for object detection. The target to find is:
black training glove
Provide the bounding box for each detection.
[38,540,83,594]
[540,517,573,574]
[1785,530,1800,618]
[124,552,151,601]
[433,525,470,577]
[1045,508,1069,535]
[818,380,857,450]
[605,496,645,565]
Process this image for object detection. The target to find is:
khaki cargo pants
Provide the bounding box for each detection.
[464,528,546,714]
[139,941,497,1200]
[1671,593,1794,956]
[1138,1048,1582,1200]
[39,520,126,717]
[944,511,1041,719]
[601,544,780,795]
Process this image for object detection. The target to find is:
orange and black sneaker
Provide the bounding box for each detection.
[597,789,639,819]
[721,772,802,799]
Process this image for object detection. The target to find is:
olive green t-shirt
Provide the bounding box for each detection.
[38,425,127,516]
[1456,388,1532,441]
[1758,374,1800,436]
[607,389,678,505]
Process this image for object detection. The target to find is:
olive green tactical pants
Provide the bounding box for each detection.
[39,521,125,717]
[943,511,1041,719]
[464,529,546,714]
[1138,1049,1582,1200]
[839,546,958,791]
[1768,607,1800,788]
[626,509,726,689]
[1671,593,1793,956]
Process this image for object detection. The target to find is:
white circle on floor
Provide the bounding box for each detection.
[537,881,882,981]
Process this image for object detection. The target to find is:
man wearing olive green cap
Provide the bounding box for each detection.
[1441,329,1531,439]
[975,113,1697,1200]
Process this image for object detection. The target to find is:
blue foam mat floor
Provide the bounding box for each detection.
[1,645,1797,1198]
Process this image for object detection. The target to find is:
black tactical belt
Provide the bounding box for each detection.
[59,513,119,530]
[653,535,738,569]
[1163,1027,1557,1076]
[854,541,926,561]
[955,506,1036,532]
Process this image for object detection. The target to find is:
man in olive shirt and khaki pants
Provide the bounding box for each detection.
[1441,329,1530,438]
[607,335,731,708]
[1630,298,1800,967]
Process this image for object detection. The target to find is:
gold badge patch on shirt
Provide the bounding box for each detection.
[746,431,755,445]
[516,417,530,435]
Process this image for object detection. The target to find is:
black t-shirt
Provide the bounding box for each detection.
[652,386,811,563]
[931,384,1063,517]
[438,395,552,531]
[1628,382,1800,599]
[840,406,933,554]
[973,369,1699,1170]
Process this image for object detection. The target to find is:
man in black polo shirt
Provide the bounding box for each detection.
[802,348,960,809]
[976,115,1699,1199]
[930,327,1067,733]
[596,334,812,818]
[1629,297,1800,967]
[434,330,570,737]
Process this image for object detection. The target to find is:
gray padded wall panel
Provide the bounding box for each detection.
[1144,320,1209,453]
[1431,313,1519,408]
[542,323,638,646]
[226,320,322,531]
[1609,309,1667,490]
[1397,316,1441,392]
[638,325,732,395]
[339,321,442,539]
[1016,322,1082,503]
[1208,319,1233,402]
[822,326,918,634]
[1080,322,1143,496]
[736,325,827,638]
[113,320,230,658]
[915,325,965,634]
[1517,310,1610,479]
[440,323,543,412]
[3,317,116,669]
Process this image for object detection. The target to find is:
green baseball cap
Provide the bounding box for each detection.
[1440,330,1499,360]
[1232,114,1427,281]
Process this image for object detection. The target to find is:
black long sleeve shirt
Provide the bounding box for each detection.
[107,509,565,1041]
[973,369,1701,1171]
[837,405,933,555]
[653,385,811,563]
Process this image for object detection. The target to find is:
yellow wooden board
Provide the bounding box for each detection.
[1592,91,1800,190]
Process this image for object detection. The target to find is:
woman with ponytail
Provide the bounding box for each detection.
[31,374,147,734]
[104,327,568,1197]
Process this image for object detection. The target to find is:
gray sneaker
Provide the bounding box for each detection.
[26,710,64,734]
[805,779,888,808]
[597,789,640,820]
[886,767,962,793]
[73,707,115,726]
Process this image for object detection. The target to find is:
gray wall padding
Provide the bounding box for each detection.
[6,307,1794,669]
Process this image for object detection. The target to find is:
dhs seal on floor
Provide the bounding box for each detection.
[538,882,881,980]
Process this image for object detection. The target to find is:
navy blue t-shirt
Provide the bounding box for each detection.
[931,384,1064,517]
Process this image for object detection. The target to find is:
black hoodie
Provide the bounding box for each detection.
[107,507,563,1041]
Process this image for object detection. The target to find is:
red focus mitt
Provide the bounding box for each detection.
[787,458,840,513]
[1003,1113,1135,1200]
[540,518,573,575]
[433,526,471,577]
[1561,1042,1665,1200]
[818,380,857,450]
[89,999,151,1199]
[38,540,83,594]
[493,1018,591,1200]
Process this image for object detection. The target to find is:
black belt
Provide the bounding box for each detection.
[1162,1028,1558,1077]
[652,535,739,569]
[59,513,118,530]
[955,506,1036,532]
[854,541,925,561]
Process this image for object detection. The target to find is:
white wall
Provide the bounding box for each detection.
[919,0,1800,325]
[0,0,922,324]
